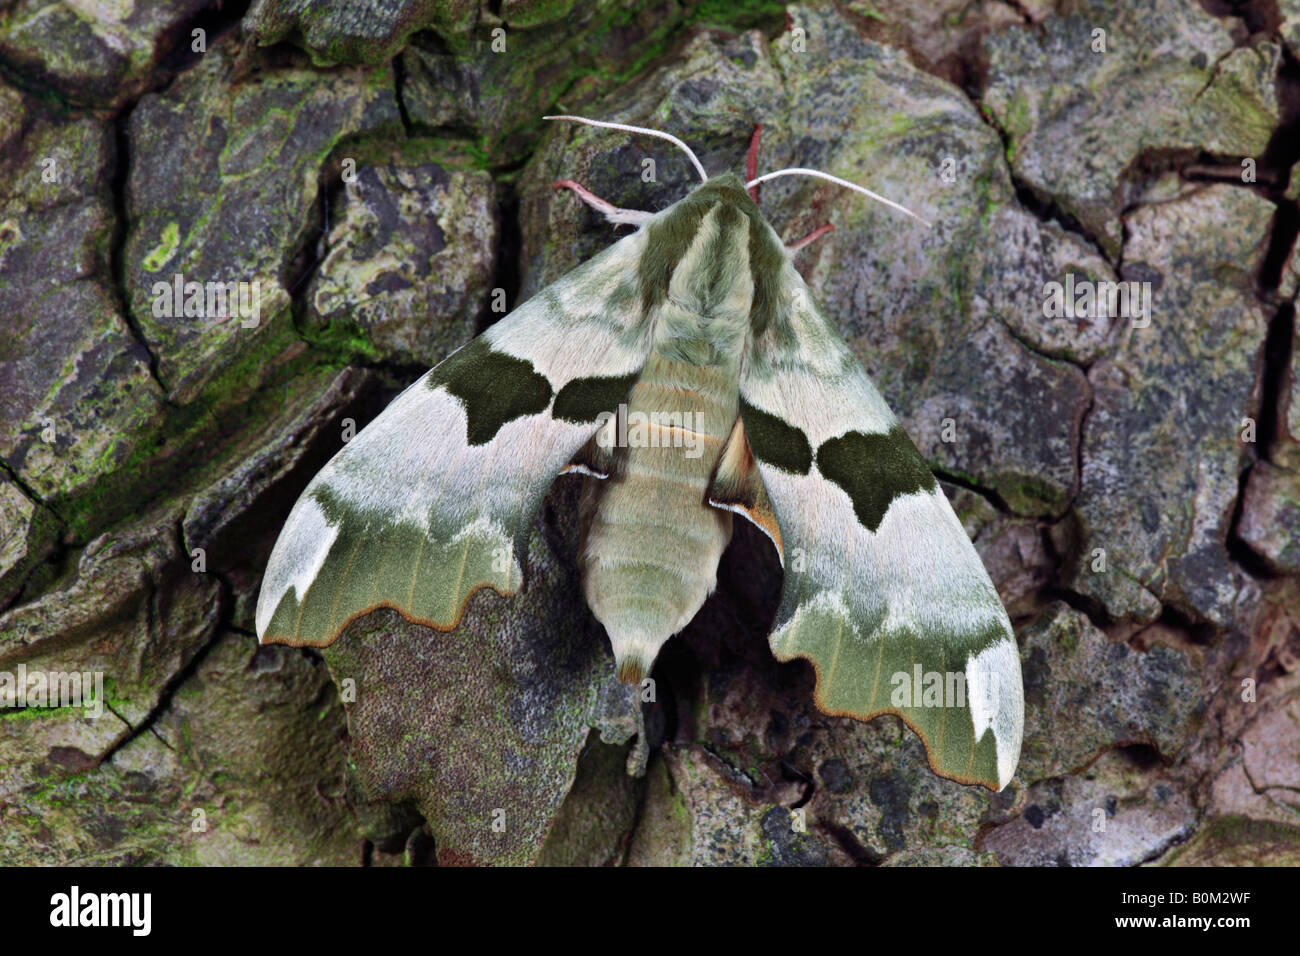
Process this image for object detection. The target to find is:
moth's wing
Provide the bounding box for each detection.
[256,229,652,647]
[737,265,1023,791]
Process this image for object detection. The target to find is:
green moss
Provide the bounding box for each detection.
[688,0,788,30]
[297,317,382,363]
[0,702,84,722]
[1054,617,1080,654]
[1163,815,1300,866]
[505,0,579,30]
[100,676,133,714]
[932,460,981,488]
[996,470,1069,517]
[141,221,180,273]
[0,673,131,722]
[0,218,21,261]
[1199,815,1300,844]
[54,311,339,542]
[341,134,483,171]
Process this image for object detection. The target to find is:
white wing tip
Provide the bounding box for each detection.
[965,638,1024,791]
[254,591,273,643]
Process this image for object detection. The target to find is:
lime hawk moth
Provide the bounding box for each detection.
[256,117,1024,791]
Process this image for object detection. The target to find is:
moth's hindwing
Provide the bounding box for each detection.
[739,261,1024,791]
[255,228,653,647]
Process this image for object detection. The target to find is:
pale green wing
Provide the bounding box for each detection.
[738,259,1023,791]
[256,228,652,647]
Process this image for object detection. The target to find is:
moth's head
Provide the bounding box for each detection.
[543,115,931,229]
[655,172,766,247]
[688,172,759,211]
[543,116,929,340]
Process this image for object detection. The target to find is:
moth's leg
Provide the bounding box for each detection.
[553,179,652,227]
[787,222,835,253]
[746,123,763,203]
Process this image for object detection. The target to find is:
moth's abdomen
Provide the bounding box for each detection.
[579,354,738,683]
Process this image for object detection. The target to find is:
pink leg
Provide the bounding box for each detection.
[786,222,835,253]
[746,123,763,204]
[552,179,652,227]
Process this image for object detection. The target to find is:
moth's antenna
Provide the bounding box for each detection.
[745,168,931,227]
[543,115,710,183]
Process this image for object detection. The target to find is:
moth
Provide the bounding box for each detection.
[256,116,1024,791]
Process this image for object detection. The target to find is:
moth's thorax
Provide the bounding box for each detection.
[640,173,787,364]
